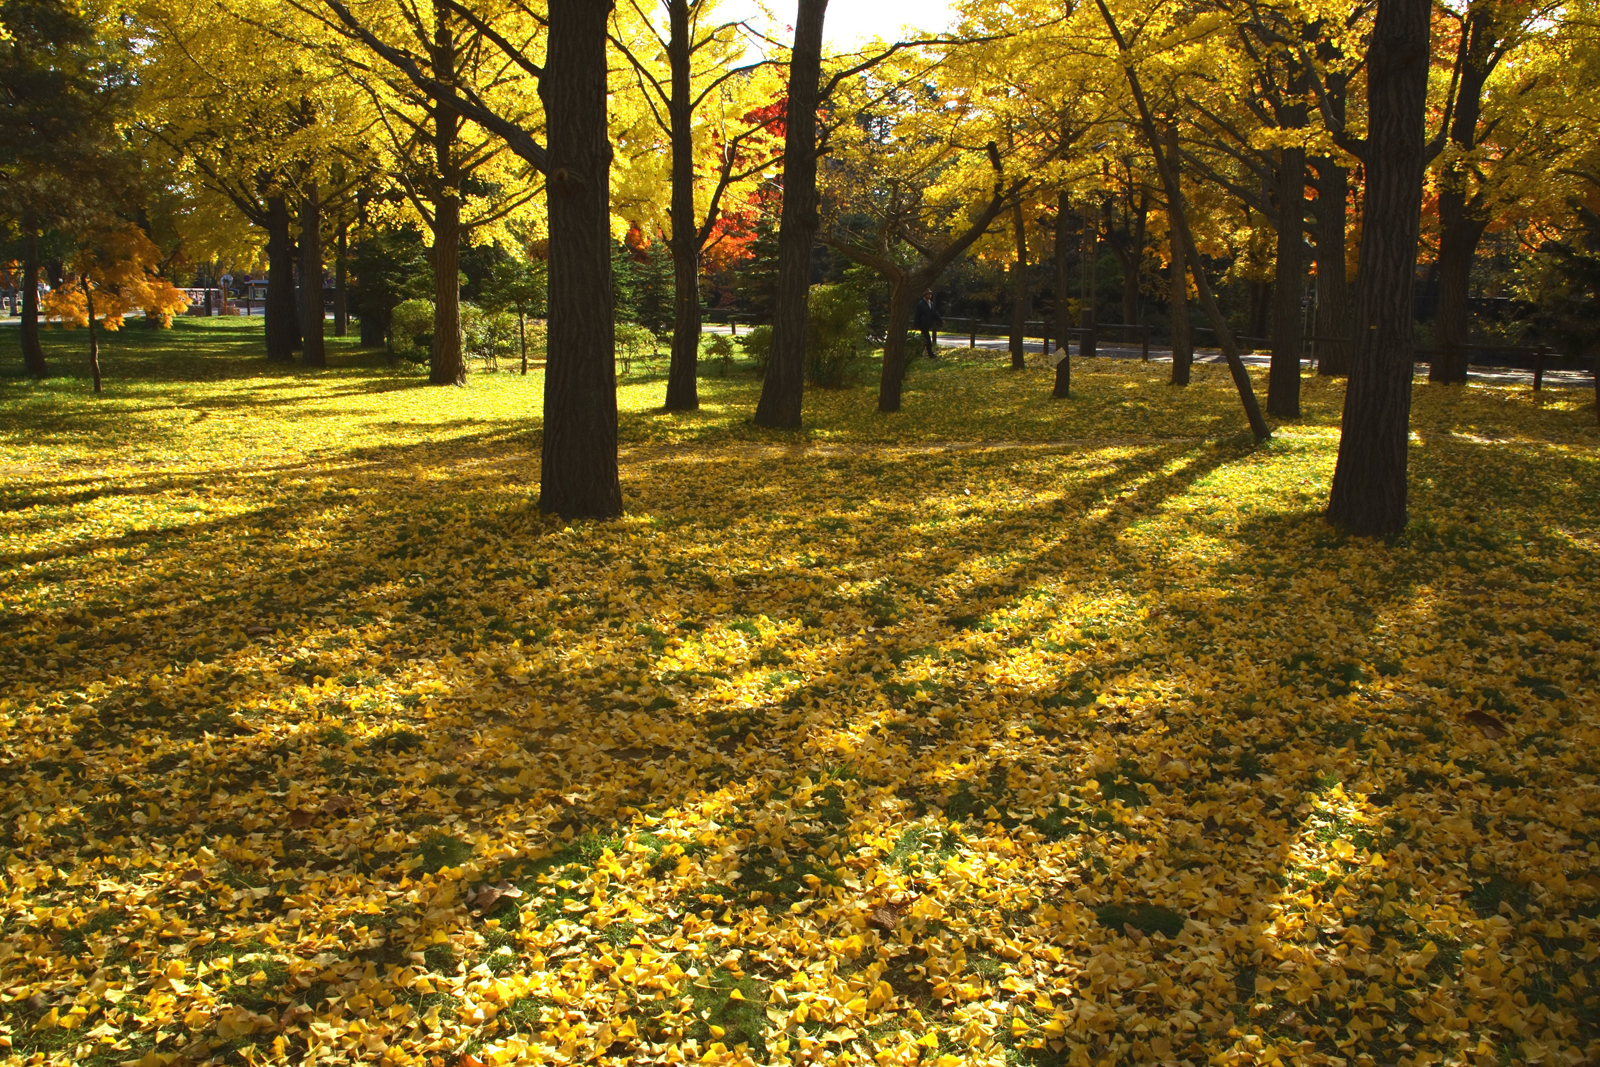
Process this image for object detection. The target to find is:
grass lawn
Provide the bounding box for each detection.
[1,318,1597,1067]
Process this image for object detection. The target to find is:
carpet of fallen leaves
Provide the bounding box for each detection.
[2,321,1598,1067]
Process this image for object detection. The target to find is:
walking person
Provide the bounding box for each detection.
[913,290,943,360]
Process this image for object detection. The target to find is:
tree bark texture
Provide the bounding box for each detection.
[334,221,349,337]
[664,0,701,411]
[1053,193,1071,398]
[1166,125,1192,386]
[300,183,327,368]
[429,11,466,386]
[1268,146,1304,417]
[430,194,464,384]
[753,0,827,428]
[1009,204,1028,370]
[1311,158,1352,376]
[21,228,46,377]
[1431,10,1497,384]
[538,0,621,519]
[1079,207,1097,361]
[84,281,101,394]
[879,279,913,412]
[1328,0,1430,536]
[264,195,299,361]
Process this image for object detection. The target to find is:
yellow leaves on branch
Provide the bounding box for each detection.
[41,224,190,331]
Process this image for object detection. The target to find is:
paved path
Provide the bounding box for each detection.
[703,324,1597,390]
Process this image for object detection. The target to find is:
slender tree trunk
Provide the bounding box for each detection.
[1166,124,1192,386]
[1079,206,1097,361]
[1328,0,1430,536]
[664,0,701,410]
[1053,192,1072,398]
[754,0,827,428]
[1116,191,1148,326]
[1434,197,1487,383]
[20,228,46,377]
[538,0,621,519]
[334,220,349,337]
[519,309,528,375]
[301,183,326,367]
[1268,146,1305,417]
[84,281,101,394]
[264,195,298,361]
[1311,158,1352,376]
[430,195,464,384]
[1432,33,1494,385]
[1009,204,1028,370]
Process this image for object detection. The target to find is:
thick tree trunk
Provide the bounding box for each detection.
[1053,192,1071,398]
[1079,207,1097,361]
[430,195,465,384]
[264,195,299,361]
[664,0,701,411]
[1433,195,1487,383]
[300,184,326,368]
[1311,158,1352,376]
[85,282,101,394]
[538,0,621,519]
[429,13,466,386]
[879,278,914,412]
[754,0,827,428]
[1268,146,1305,418]
[1328,0,1430,536]
[20,228,46,377]
[334,221,349,337]
[1009,203,1028,369]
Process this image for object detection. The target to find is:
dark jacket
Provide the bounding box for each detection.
[913,297,942,330]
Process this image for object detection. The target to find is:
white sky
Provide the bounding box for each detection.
[718,1,959,51]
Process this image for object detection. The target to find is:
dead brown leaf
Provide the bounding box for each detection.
[1464,709,1508,739]
[469,880,525,913]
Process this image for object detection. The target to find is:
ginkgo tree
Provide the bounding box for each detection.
[609,0,785,411]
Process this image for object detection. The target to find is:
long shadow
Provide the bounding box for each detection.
[2,392,1595,1064]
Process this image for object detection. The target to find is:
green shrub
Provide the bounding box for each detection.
[390,299,434,362]
[705,334,735,378]
[737,325,773,372]
[807,284,869,387]
[615,322,663,376]
[461,303,519,369]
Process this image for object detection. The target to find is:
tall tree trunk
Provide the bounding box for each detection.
[1431,15,1496,385]
[334,220,349,337]
[1009,203,1028,370]
[1268,146,1305,417]
[1053,192,1072,398]
[664,0,701,410]
[1311,158,1352,376]
[1167,124,1192,386]
[538,0,621,519]
[1433,196,1487,383]
[1328,0,1430,536]
[754,0,827,428]
[300,183,326,368]
[430,195,464,384]
[519,309,528,375]
[84,281,101,394]
[1247,280,1272,342]
[264,195,299,361]
[1079,206,1097,361]
[879,277,913,412]
[20,227,46,378]
[429,12,466,386]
